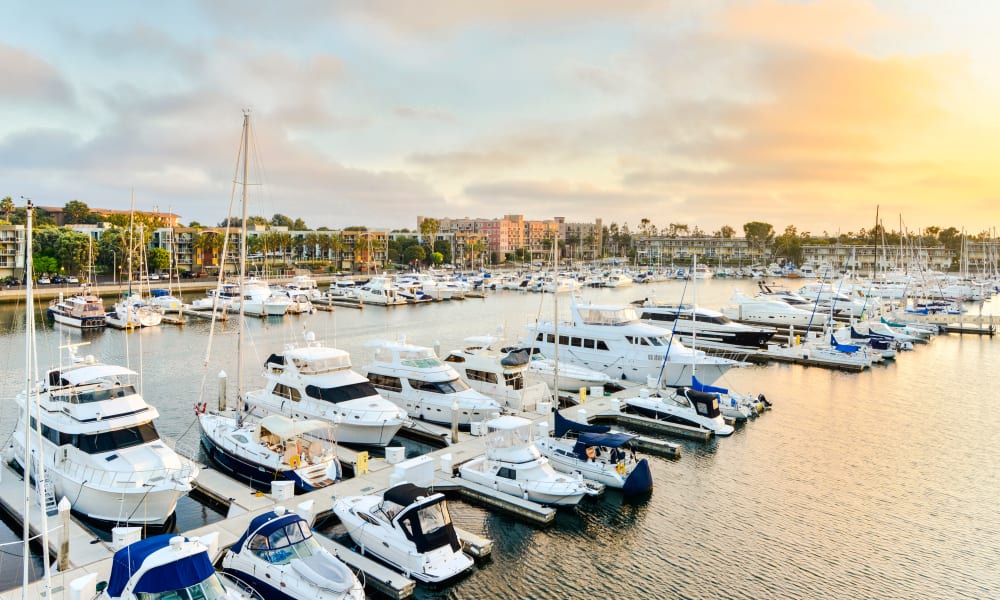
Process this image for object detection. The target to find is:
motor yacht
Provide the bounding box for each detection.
[222,508,364,600]
[458,415,602,505]
[333,482,475,583]
[527,299,743,387]
[720,290,820,328]
[633,300,776,349]
[47,291,106,329]
[362,339,501,428]
[9,351,197,525]
[243,333,407,446]
[441,336,551,412]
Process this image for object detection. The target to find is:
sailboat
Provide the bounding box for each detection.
[198,111,342,494]
[106,197,164,328]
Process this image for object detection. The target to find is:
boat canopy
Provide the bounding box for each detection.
[57,364,136,386]
[553,409,611,438]
[230,510,306,555]
[107,535,214,598]
[691,375,728,396]
[500,348,530,367]
[383,483,461,554]
[830,335,861,353]
[259,414,329,439]
[572,431,636,451]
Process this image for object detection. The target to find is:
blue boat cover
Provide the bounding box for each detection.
[831,335,861,353]
[691,375,728,395]
[574,431,637,448]
[150,289,169,297]
[230,510,303,554]
[553,409,611,438]
[107,535,215,598]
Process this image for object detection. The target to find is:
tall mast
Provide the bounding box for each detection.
[552,230,559,398]
[21,199,33,598]
[237,110,250,425]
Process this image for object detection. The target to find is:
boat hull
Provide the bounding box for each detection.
[199,430,322,494]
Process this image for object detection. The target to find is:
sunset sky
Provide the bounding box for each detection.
[2,1,998,236]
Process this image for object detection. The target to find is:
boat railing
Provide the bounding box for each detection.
[56,452,197,489]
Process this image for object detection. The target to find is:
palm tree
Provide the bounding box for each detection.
[0,196,13,222]
[329,233,346,269]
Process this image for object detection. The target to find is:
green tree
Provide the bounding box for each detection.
[743,221,775,260]
[432,239,452,264]
[773,225,803,266]
[718,225,736,238]
[63,200,91,224]
[54,230,92,275]
[292,218,307,230]
[419,218,440,253]
[271,213,294,228]
[147,247,171,273]
[34,255,58,275]
[430,251,444,266]
[403,245,426,266]
[0,196,13,222]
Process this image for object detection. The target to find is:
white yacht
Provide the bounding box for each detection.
[350,276,408,306]
[441,336,551,412]
[239,277,290,316]
[243,333,407,446]
[94,533,255,600]
[222,508,364,600]
[458,415,602,505]
[198,413,341,494]
[795,282,881,318]
[9,351,198,525]
[527,300,743,387]
[534,411,653,495]
[362,339,501,428]
[720,290,820,328]
[624,386,735,436]
[333,482,475,583]
[603,270,633,288]
[149,288,184,313]
[633,300,776,349]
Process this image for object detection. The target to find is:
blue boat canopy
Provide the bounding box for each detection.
[107,535,215,598]
[553,409,611,438]
[691,375,728,395]
[230,510,305,555]
[831,335,861,353]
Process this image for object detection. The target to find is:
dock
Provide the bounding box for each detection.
[0,392,709,599]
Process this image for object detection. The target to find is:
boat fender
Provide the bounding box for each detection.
[616,462,626,476]
[289,454,301,469]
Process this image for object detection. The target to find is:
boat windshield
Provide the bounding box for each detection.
[417,501,452,536]
[305,381,378,403]
[135,573,229,600]
[77,421,160,454]
[248,519,321,565]
[408,378,470,394]
[52,384,138,404]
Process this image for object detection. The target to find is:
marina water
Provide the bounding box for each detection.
[0,279,997,598]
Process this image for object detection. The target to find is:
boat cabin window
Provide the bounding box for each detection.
[503,372,524,390]
[584,339,595,349]
[416,501,452,535]
[596,340,609,350]
[497,467,516,480]
[571,337,582,347]
[465,369,498,384]
[76,422,160,454]
[408,378,470,394]
[558,335,569,345]
[443,354,466,363]
[52,383,138,404]
[368,373,403,393]
[305,381,379,403]
[646,337,664,346]
[273,383,301,402]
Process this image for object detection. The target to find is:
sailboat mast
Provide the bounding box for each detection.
[21,199,33,598]
[552,230,559,398]
[237,110,250,424]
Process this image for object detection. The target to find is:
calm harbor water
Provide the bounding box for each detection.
[1,279,998,598]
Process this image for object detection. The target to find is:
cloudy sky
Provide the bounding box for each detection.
[2,1,998,235]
